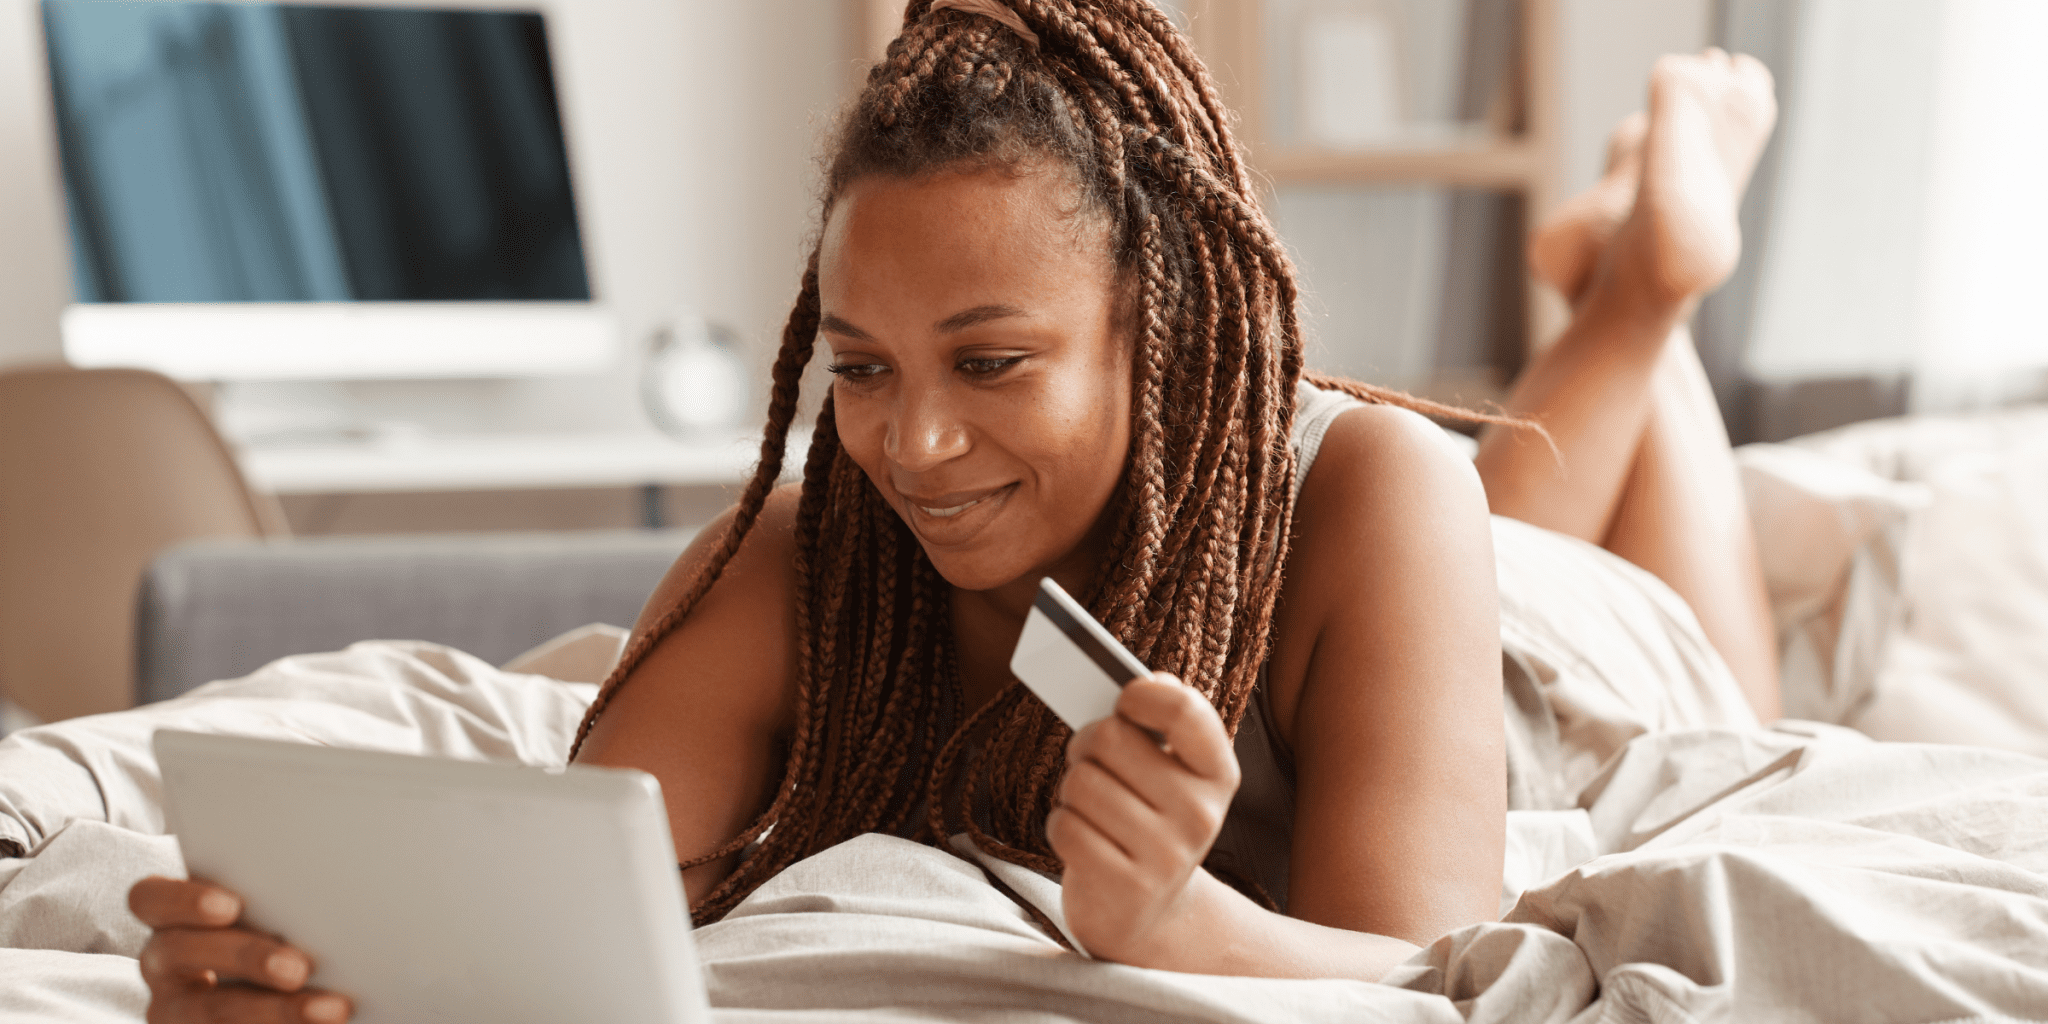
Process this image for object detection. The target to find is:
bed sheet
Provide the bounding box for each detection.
[2,641,2046,1022]
[1788,407,2048,757]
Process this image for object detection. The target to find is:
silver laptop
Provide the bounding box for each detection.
[154,730,711,1024]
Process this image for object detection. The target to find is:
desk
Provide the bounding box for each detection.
[237,430,810,527]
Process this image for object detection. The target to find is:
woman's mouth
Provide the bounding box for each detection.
[920,498,982,518]
[900,483,1016,541]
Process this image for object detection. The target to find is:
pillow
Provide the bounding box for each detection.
[1786,408,2048,754]
[1734,443,1929,725]
[501,623,630,685]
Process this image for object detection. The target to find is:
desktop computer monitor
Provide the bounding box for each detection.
[41,1,618,381]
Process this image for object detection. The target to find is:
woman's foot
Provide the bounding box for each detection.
[1598,49,1777,308]
[1528,113,1647,304]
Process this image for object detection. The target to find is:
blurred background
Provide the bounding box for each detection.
[7,0,2045,748]
[0,0,2042,540]
[0,0,1762,538]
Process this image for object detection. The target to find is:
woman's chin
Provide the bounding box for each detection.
[919,548,1035,594]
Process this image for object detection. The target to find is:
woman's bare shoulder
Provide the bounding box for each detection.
[1291,402,1489,557]
[578,482,808,891]
[1267,402,1495,733]
[1268,402,1507,940]
[584,482,807,757]
[631,482,806,639]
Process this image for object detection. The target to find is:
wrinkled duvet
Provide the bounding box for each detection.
[2,636,2046,1023]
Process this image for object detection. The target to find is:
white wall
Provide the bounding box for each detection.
[0,0,845,432]
[1744,0,1943,384]
[1743,0,2048,408]
[0,0,68,368]
[1557,0,1712,197]
[479,0,845,432]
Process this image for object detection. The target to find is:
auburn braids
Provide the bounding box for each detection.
[570,0,1498,925]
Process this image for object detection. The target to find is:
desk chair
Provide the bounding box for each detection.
[0,365,287,723]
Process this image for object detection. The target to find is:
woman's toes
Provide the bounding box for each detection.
[1604,112,1648,176]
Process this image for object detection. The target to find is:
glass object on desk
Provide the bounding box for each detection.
[1270,184,1524,399]
[641,316,749,442]
[1263,0,1516,149]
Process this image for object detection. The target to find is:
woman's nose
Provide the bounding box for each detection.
[884,387,970,471]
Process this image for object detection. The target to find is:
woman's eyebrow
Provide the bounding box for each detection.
[933,303,1026,334]
[819,304,1025,342]
[818,313,872,341]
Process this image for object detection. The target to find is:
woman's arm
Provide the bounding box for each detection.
[1053,403,1504,981]
[576,485,804,904]
[1275,403,1507,945]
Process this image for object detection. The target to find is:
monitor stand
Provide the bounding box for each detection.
[212,381,420,449]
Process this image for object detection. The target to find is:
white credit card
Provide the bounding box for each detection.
[1008,577,1150,729]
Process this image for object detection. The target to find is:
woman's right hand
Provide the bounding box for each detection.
[129,876,352,1023]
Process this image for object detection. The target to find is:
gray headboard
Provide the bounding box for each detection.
[135,530,693,705]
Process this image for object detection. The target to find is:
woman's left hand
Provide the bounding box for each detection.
[1046,672,1241,964]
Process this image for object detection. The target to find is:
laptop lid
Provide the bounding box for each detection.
[155,730,709,1024]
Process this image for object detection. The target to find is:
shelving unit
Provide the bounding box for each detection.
[850,0,1565,405]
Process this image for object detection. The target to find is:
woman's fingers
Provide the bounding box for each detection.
[1111,675,1241,787]
[1046,801,1136,877]
[1057,758,1174,863]
[1073,716,1195,812]
[130,877,350,1023]
[153,985,352,1024]
[142,928,312,991]
[131,876,242,930]
[1062,682,1240,861]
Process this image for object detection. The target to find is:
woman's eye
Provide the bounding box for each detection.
[826,362,886,382]
[959,356,1023,378]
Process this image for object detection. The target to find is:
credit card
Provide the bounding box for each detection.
[1008,577,1150,729]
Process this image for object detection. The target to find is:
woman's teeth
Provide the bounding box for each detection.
[920,499,981,518]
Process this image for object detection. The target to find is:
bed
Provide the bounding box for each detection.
[3,411,2047,1023]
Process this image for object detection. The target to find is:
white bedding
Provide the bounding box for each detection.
[8,417,2048,1022]
[2,640,2046,1022]
[1790,407,2048,757]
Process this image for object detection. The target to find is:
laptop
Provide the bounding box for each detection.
[154,730,712,1024]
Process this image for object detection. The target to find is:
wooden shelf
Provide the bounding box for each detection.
[847,0,1566,350]
[1413,366,1510,408]
[1255,142,1542,190]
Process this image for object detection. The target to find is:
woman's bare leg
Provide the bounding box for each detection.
[1475,49,1782,717]
[1605,332,1781,718]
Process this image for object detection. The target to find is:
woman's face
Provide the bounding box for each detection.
[817,166,1131,595]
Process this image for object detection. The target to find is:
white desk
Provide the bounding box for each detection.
[237,430,811,525]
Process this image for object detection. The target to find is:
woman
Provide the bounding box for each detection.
[130,2,1778,1018]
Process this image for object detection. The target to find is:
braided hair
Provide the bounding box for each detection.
[570,0,1513,925]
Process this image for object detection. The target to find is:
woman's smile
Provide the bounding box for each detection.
[899,481,1018,543]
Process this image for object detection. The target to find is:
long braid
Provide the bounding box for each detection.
[575,0,1523,926]
[567,259,822,761]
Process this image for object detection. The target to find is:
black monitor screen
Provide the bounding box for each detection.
[41,1,592,303]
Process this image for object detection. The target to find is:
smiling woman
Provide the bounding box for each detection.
[129,0,1791,1017]
[819,170,1131,602]
[553,0,1516,974]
